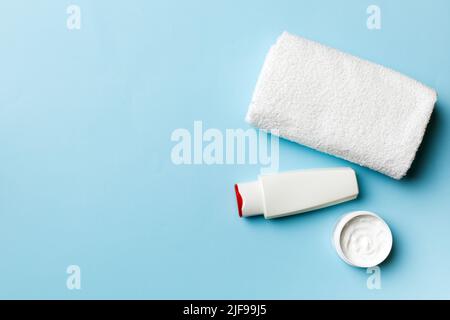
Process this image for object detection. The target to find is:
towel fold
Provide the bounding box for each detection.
[246,32,437,179]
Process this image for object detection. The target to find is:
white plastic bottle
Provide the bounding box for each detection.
[234,168,359,219]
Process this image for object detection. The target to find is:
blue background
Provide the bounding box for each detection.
[0,0,449,299]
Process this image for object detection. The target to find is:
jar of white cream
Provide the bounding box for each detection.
[333,211,393,268]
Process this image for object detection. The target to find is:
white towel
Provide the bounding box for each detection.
[246,32,437,179]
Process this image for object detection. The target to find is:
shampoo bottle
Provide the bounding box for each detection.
[234,167,359,219]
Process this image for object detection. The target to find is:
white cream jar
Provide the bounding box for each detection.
[333,211,393,268]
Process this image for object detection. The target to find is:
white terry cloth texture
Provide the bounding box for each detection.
[246,32,437,179]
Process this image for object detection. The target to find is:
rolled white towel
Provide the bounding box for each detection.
[246,32,437,179]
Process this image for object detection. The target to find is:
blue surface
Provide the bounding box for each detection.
[0,0,449,299]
